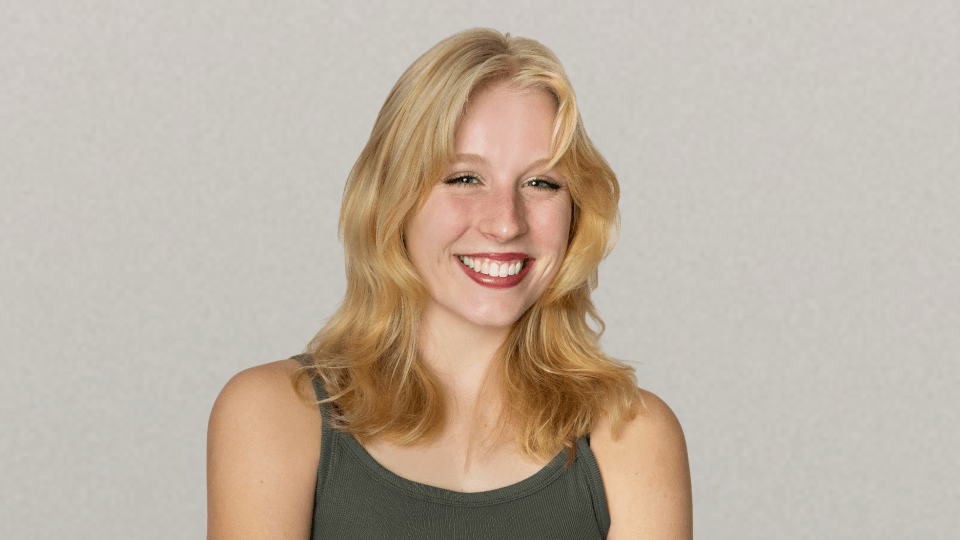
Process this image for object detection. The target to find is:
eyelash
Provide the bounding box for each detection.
[445,173,481,185]
[524,177,561,191]
[444,174,561,191]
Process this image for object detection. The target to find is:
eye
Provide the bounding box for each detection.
[523,177,561,191]
[444,173,481,186]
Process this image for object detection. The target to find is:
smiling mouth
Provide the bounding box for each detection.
[457,255,530,277]
[455,253,534,289]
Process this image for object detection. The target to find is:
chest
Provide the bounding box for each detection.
[362,432,551,493]
[313,430,610,539]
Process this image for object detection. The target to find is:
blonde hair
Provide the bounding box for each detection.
[295,28,640,462]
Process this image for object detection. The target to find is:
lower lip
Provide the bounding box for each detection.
[457,257,533,289]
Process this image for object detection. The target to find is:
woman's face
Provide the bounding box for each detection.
[404,81,572,331]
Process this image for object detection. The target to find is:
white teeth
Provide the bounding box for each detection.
[458,256,527,277]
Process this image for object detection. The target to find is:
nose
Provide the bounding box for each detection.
[478,185,528,242]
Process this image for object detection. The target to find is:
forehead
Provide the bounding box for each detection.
[453,82,558,169]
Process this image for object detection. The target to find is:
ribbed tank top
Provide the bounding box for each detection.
[300,364,611,539]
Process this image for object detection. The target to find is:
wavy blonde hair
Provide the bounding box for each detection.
[295,28,640,462]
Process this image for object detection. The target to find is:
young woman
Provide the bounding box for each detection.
[207,28,691,539]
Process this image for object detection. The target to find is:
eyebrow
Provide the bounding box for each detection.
[451,153,553,171]
[452,153,490,166]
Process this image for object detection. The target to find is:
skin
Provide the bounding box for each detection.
[365,82,573,492]
[404,81,572,335]
[207,81,692,539]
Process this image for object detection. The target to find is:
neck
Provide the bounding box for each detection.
[417,303,511,414]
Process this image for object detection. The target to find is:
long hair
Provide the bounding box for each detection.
[294,28,640,461]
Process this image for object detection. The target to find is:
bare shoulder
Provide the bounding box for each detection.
[207,359,322,540]
[210,359,319,425]
[590,389,693,540]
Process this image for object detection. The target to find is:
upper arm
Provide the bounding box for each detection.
[592,389,693,540]
[206,360,322,540]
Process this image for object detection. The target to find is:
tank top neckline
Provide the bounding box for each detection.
[334,427,578,507]
[297,354,612,535]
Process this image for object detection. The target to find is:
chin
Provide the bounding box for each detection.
[468,316,521,331]
[461,303,533,330]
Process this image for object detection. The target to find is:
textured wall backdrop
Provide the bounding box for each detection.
[2,1,958,538]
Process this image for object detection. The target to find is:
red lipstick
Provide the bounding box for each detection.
[456,253,533,289]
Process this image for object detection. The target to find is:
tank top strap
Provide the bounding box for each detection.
[290,353,337,426]
[290,354,342,500]
[575,435,611,535]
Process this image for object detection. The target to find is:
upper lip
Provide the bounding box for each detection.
[457,252,531,261]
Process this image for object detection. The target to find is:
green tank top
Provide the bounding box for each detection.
[304,371,611,539]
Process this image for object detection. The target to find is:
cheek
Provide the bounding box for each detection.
[442,199,473,225]
[406,198,473,256]
[425,198,475,238]
[530,203,572,253]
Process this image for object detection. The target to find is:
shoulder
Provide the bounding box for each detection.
[590,389,692,540]
[210,359,320,425]
[208,359,322,452]
[207,359,322,539]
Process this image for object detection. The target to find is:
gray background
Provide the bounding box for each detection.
[2,1,957,538]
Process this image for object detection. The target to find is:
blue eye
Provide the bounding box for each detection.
[445,173,480,185]
[524,177,561,191]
